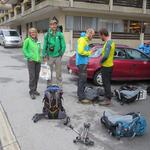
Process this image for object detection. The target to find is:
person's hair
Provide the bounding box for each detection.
[86,28,95,35]
[99,28,109,36]
[28,28,38,38]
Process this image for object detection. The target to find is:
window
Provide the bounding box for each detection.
[74,16,81,31]
[65,16,73,30]
[3,31,19,37]
[114,48,126,59]
[97,19,113,32]
[82,17,97,31]
[125,49,148,60]
[113,20,124,32]
[35,19,49,33]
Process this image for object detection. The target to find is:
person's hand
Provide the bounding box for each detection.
[90,48,96,54]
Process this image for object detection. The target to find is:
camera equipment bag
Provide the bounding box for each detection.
[101,111,147,139]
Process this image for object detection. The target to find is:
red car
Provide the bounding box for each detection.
[67,44,150,85]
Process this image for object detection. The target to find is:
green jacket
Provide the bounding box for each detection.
[42,29,66,57]
[22,37,41,62]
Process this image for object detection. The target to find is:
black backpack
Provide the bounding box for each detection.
[114,85,140,105]
[42,85,66,119]
[84,86,105,101]
[32,85,66,123]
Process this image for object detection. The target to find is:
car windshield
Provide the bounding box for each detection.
[90,47,102,58]
[3,31,19,37]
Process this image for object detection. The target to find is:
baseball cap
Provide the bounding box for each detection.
[49,19,58,24]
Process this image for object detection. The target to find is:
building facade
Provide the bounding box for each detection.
[0,0,150,51]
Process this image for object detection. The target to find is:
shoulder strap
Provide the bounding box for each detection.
[46,31,50,53]
[58,33,62,55]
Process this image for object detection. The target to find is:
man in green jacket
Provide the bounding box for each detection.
[42,19,66,88]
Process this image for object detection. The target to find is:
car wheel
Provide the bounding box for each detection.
[93,70,103,86]
[3,42,6,48]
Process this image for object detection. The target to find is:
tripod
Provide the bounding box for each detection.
[64,117,94,146]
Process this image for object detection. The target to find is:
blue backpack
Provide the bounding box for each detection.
[101,111,147,139]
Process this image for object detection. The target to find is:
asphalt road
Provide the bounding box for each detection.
[0,46,150,150]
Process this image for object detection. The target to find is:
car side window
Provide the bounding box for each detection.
[125,49,148,60]
[114,48,126,59]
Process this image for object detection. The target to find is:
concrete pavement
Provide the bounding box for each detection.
[0,46,150,150]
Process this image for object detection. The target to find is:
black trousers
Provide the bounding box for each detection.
[101,66,113,100]
[77,64,87,101]
[27,61,41,94]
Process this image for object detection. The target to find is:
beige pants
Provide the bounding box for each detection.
[47,56,62,87]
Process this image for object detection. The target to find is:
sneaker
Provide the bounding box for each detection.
[34,91,40,96]
[79,99,92,104]
[30,93,36,100]
[99,100,111,106]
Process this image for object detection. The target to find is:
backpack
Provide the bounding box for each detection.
[32,85,66,123]
[84,86,105,101]
[42,85,66,119]
[101,111,147,139]
[114,85,140,105]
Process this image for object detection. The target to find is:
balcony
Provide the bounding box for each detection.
[23,0,31,11]
[15,5,21,15]
[113,0,143,8]
[74,0,109,4]
[35,0,46,5]
[147,0,150,9]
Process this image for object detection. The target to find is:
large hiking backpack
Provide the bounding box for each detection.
[43,85,66,119]
[32,85,66,123]
[101,111,147,139]
[114,85,140,105]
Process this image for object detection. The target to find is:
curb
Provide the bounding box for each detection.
[0,102,20,150]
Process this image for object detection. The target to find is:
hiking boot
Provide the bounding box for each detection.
[34,91,40,96]
[79,99,92,104]
[30,93,36,100]
[99,100,111,106]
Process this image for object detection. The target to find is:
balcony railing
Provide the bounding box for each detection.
[146,0,150,9]
[113,0,143,8]
[74,0,109,5]
[35,0,46,5]
[73,31,141,40]
[144,34,150,40]
[111,32,140,40]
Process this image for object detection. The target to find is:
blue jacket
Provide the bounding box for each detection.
[76,36,92,66]
[138,44,150,55]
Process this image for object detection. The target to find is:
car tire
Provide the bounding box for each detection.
[3,42,6,48]
[93,70,103,86]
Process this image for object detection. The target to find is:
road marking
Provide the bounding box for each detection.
[0,102,20,150]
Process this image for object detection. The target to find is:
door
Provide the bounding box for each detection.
[125,48,150,79]
[112,48,133,80]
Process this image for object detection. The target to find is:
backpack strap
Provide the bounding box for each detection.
[58,34,62,56]
[46,31,50,55]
